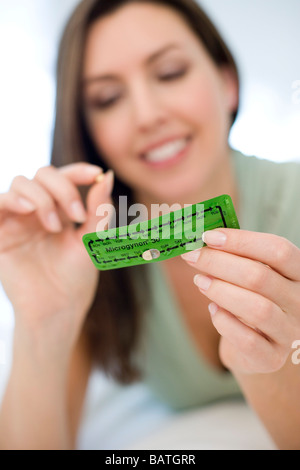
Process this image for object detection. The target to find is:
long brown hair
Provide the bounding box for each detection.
[51,0,240,384]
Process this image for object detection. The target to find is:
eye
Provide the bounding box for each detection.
[87,95,120,110]
[158,68,188,81]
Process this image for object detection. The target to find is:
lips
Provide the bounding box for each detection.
[144,137,190,163]
[139,135,192,158]
[140,135,192,169]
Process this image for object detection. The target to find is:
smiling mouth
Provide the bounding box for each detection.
[141,136,192,165]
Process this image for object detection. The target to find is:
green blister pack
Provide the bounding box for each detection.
[82,194,240,271]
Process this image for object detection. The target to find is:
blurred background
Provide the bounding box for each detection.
[0,0,299,355]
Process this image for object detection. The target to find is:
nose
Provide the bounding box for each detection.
[130,81,168,131]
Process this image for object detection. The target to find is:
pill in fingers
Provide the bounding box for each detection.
[95,170,114,196]
[95,173,105,184]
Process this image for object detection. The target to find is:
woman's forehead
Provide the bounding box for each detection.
[87,2,190,40]
[83,3,199,76]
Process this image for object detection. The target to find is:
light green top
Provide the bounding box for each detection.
[134,148,300,411]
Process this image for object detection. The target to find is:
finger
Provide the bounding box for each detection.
[58,162,103,185]
[77,170,115,239]
[202,228,300,281]
[0,191,36,214]
[208,305,287,374]
[34,165,101,224]
[10,175,62,232]
[182,246,297,315]
[193,275,292,347]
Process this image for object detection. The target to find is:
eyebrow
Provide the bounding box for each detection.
[83,43,182,85]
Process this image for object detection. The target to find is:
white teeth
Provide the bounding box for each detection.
[143,138,188,163]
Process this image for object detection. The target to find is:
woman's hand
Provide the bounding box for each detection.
[0,163,114,358]
[181,229,300,375]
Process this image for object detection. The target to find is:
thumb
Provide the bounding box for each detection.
[78,170,115,238]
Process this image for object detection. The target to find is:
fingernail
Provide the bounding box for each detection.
[86,165,103,176]
[105,170,114,196]
[18,197,36,211]
[47,211,62,232]
[193,274,212,291]
[181,249,201,263]
[208,303,218,317]
[202,230,227,246]
[70,201,86,223]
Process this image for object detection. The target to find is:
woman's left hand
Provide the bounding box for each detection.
[181,229,300,374]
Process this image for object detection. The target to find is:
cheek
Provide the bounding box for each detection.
[181,72,226,130]
[89,115,132,168]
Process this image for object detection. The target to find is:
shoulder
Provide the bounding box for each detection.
[231,148,300,247]
[231,147,300,198]
[232,148,300,183]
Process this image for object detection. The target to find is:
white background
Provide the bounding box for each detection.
[0,0,299,366]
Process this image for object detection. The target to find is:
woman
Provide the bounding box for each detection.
[0,0,300,450]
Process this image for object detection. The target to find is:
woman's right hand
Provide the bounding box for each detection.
[0,163,114,360]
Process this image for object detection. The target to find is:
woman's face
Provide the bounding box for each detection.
[82,2,238,204]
